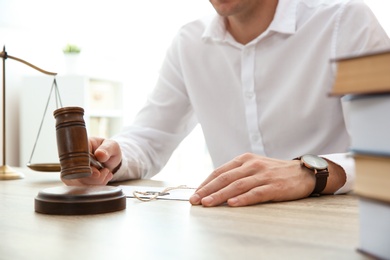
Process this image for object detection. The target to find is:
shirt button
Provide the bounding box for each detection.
[251,134,259,142]
[243,48,252,56]
[245,92,254,98]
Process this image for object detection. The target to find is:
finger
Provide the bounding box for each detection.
[93,140,112,162]
[90,139,122,172]
[89,137,106,153]
[88,168,113,185]
[191,167,258,206]
[95,140,121,163]
[227,185,275,207]
[86,168,112,185]
[102,170,114,185]
[62,168,112,186]
[200,175,266,207]
[190,167,243,205]
[190,154,266,205]
[226,170,311,207]
[196,158,243,191]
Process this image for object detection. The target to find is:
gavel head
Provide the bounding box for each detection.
[53,106,92,180]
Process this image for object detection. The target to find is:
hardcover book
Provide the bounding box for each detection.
[343,94,390,155]
[331,49,390,95]
[353,153,390,203]
[358,197,390,260]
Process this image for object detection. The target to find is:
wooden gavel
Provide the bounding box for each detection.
[34,106,126,215]
[54,106,103,179]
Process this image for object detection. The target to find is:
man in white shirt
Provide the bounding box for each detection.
[63,0,390,207]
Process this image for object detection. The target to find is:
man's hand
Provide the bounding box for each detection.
[61,137,122,186]
[189,153,316,207]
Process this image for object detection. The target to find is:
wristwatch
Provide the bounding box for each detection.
[295,154,329,196]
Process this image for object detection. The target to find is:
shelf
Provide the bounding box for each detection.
[20,75,124,167]
[88,110,123,118]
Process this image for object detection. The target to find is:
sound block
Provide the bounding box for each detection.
[35,186,126,215]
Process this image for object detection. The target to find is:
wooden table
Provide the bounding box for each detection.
[0,168,368,260]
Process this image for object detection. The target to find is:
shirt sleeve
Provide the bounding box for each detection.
[332,0,390,60]
[110,33,198,182]
[321,153,355,195]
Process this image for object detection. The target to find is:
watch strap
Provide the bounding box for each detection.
[311,169,329,196]
[294,157,329,196]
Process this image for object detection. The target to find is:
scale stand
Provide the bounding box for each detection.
[0,47,24,179]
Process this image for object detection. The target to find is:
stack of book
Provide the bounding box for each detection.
[332,49,390,259]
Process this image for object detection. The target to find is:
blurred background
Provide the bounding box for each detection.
[0,0,389,184]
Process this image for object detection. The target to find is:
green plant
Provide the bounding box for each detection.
[63,44,81,54]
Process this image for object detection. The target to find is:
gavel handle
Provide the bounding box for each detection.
[89,153,104,170]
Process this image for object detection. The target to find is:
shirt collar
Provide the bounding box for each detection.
[202,0,299,42]
[268,0,298,34]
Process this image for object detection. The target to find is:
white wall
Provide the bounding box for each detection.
[366,1,390,34]
[0,1,215,183]
[1,0,389,184]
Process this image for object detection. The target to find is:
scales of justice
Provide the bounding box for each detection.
[0,46,126,215]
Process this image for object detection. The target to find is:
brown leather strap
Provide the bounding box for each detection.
[311,169,329,196]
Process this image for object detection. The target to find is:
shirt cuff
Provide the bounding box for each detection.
[321,153,355,194]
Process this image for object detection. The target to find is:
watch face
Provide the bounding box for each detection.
[301,154,328,170]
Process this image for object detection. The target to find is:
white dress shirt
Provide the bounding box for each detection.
[112,0,390,194]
